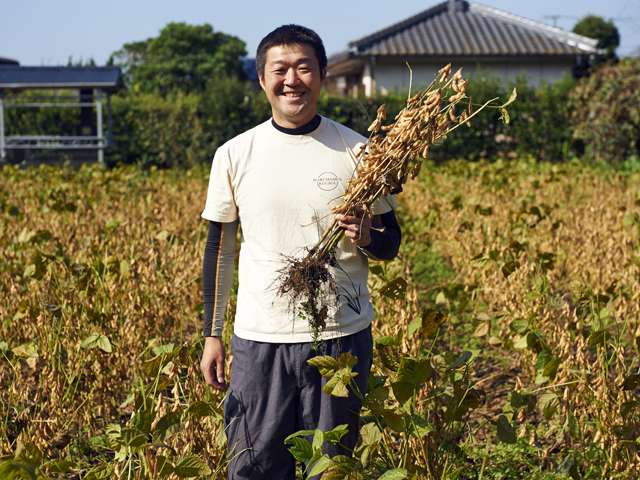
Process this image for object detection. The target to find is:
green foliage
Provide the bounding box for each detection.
[4,91,81,137]
[427,74,575,162]
[572,15,620,61]
[317,93,405,136]
[200,76,271,151]
[109,92,208,167]
[109,22,247,95]
[569,59,640,165]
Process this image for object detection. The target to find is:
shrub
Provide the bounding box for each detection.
[199,77,270,152]
[569,59,640,164]
[109,92,208,168]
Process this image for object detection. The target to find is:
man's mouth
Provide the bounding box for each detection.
[281,91,305,98]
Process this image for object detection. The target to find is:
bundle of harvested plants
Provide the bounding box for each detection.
[277,64,517,340]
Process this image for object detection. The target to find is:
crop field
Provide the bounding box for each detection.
[1,160,639,479]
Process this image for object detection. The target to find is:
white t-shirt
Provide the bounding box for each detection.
[201,116,394,343]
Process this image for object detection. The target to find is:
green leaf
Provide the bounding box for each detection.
[324,424,349,445]
[0,459,38,480]
[448,351,472,369]
[588,329,609,348]
[473,322,490,337]
[323,368,356,398]
[81,334,112,353]
[96,335,112,353]
[11,342,38,359]
[335,352,358,369]
[435,291,448,305]
[369,265,384,277]
[510,391,535,411]
[0,341,8,353]
[23,264,36,278]
[378,468,408,479]
[155,230,170,241]
[156,456,174,478]
[359,423,381,446]
[307,455,333,477]
[153,411,181,440]
[375,335,400,347]
[379,277,407,300]
[509,318,528,334]
[538,392,559,420]
[397,357,432,385]
[80,334,100,349]
[185,401,215,418]
[391,381,414,405]
[501,259,519,277]
[307,355,338,377]
[382,410,404,433]
[409,414,433,438]
[152,343,176,356]
[286,437,313,463]
[496,414,517,444]
[173,454,209,477]
[407,316,422,337]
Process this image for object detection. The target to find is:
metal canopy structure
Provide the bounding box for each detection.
[0,66,123,163]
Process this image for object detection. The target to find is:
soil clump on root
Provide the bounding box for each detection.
[277,250,337,342]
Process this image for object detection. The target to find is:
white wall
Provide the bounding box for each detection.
[372,59,572,95]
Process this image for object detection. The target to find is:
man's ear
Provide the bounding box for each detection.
[258,74,266,92]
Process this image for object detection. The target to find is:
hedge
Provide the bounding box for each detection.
[4,61,639,167]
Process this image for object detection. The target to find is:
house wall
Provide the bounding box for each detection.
[372,58,573,95]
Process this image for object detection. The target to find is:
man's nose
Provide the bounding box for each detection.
[284,68,299,85]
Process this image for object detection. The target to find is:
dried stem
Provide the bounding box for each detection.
[277,64,517,338]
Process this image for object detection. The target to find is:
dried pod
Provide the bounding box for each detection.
[448,106,458,122]
[437,63,452,81]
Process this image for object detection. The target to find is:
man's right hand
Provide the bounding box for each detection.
[201,336,227,390]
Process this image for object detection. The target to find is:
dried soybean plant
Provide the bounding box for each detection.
[278,64,517,339]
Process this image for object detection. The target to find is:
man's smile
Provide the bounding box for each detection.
[281,91,306,98]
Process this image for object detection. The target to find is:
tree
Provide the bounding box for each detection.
[108,22,247,95]
[572,15,620,61]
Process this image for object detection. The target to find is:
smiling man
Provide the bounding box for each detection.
[199,25,401,479]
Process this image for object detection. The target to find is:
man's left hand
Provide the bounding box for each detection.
[337,211,372,247]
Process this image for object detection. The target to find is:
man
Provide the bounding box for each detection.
[199,25,401,479]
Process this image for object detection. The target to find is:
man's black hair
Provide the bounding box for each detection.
[256,25,327,80]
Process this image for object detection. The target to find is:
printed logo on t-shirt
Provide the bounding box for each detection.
[314,171,341,191]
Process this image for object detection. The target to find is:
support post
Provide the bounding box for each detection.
[0,91,5,162]
[96,89,103,164]
[106,93,114,147]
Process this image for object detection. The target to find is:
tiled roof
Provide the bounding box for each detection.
[347,0,598,57]
[0,66,123,91]
[0,57,19,66]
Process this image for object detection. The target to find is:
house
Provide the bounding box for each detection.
[326,0,599,96]
[0,66,123,164]
[0,57,19,66]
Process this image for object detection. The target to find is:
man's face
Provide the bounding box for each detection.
[259,43,323,128]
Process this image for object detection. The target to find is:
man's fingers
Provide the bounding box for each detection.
[338,214,369,224]
[215,355,225,385]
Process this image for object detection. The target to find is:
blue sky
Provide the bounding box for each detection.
[2,0,639,65]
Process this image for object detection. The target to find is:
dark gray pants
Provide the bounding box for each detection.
[223,325,373,479]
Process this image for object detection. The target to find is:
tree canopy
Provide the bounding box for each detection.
[572,15,620,61]
[108,22,247,95]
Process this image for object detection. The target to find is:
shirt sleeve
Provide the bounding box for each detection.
[201,145,239,223]
[371,194,397,215]
[202,220,238,337]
